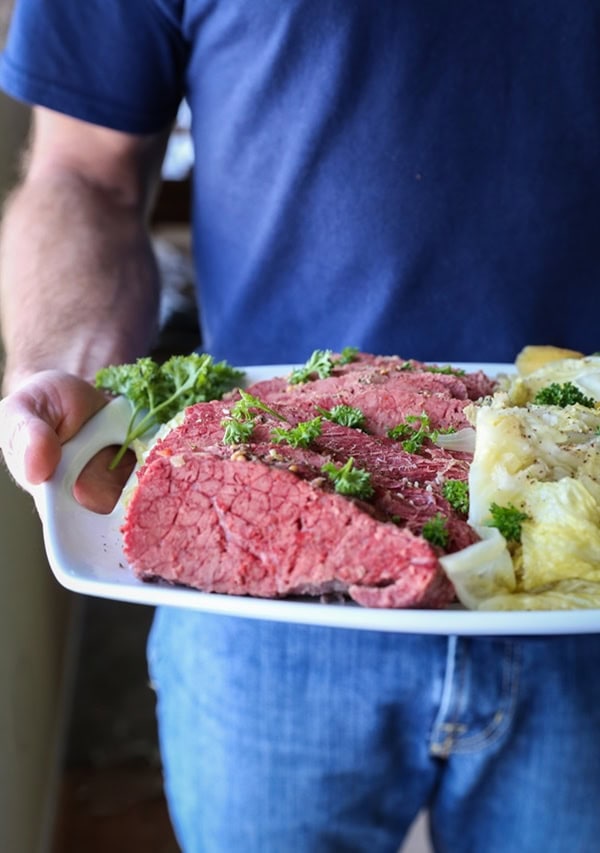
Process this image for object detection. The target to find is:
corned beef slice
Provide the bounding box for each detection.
[122,452,452,608]
[122,356,494,608]
[246,353,495,434]
[141,399,477,553]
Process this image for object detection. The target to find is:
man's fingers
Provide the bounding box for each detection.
[0,370,108,490]
[14,416,62,486]
[0,397,59,486]
[0,371,136,515]
[73,446,136,514]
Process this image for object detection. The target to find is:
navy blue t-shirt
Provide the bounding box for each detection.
[2,0,600,365]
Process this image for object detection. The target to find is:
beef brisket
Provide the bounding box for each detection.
[123,451,452,607]
[246,353,495,434]
[122,355,495,608]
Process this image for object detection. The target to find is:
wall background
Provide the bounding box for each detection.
[0,3,77,850]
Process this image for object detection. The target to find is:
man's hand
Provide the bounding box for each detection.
[0,370,134,513]
[0,109,168,513]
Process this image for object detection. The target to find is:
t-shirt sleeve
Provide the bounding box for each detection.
[0,0,188,134]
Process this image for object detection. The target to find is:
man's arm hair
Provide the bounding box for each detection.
[0,106,172,392]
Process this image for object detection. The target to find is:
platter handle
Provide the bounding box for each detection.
[33,395,134,524]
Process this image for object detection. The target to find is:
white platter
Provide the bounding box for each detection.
[34,362,600,635]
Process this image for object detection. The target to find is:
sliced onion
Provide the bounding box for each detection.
[434,427,476,453]
[439,526,516,610]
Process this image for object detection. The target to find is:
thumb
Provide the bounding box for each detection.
[0,371,107,489]
[0,410,62,488]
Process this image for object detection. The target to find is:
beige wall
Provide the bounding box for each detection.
[0,87,75,853]
[0,471,75,853]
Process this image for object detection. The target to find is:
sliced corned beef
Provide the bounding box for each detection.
[246,357,495,434]
[122,451,454,608]
[122,353,494,608]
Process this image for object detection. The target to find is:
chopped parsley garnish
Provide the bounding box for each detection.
[271,417,323,448]
[221,390,287,445]
[288,346,360,384]
[229,389,286,422]
[95,354,244,468]
[533,381,596,408]
[317,404,366,429]
[337,346,359,365]
[425,365,466,376]
[442,479,469,515]
[387,413,438,453]
[321,457,374,499]
[289,349,335,384]
[222,419,255,445]
[487,502,530,543]
[422,514,449,548]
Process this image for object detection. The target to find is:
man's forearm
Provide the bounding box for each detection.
[0,169,161,393]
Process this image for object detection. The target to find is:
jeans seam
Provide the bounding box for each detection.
[449,640,521,754]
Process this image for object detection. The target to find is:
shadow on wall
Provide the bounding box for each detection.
[0,85,78,853]
[0,88,28,198]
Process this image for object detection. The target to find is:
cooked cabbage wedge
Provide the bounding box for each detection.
[478,579,600,611]
[440,527,516,610]
[520,479,600,589]
[468,401,600,526]
[502,354,600,406]
[443,352,600,610]
[514,344,583,376]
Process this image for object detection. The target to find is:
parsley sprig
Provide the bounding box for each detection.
[487,502,530,543]
[533,381,596,408]
[321,457,374,499]
[337,346,359,365]
[387,413,439,453]
[221,390,287,445]
[442,479,469,515]
[425,365,466,376]
[222,419,256,445]
[317,404,366,429]
[288,346,360,384]
[271,417,323,448]
[422,514,450,548]
[95,354,244,468]
[229,390,285,422]
[289,349,335,384]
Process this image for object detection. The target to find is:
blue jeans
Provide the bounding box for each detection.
[148,608,600,853]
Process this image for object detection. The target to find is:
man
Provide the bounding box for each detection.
[1,2,600,851]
